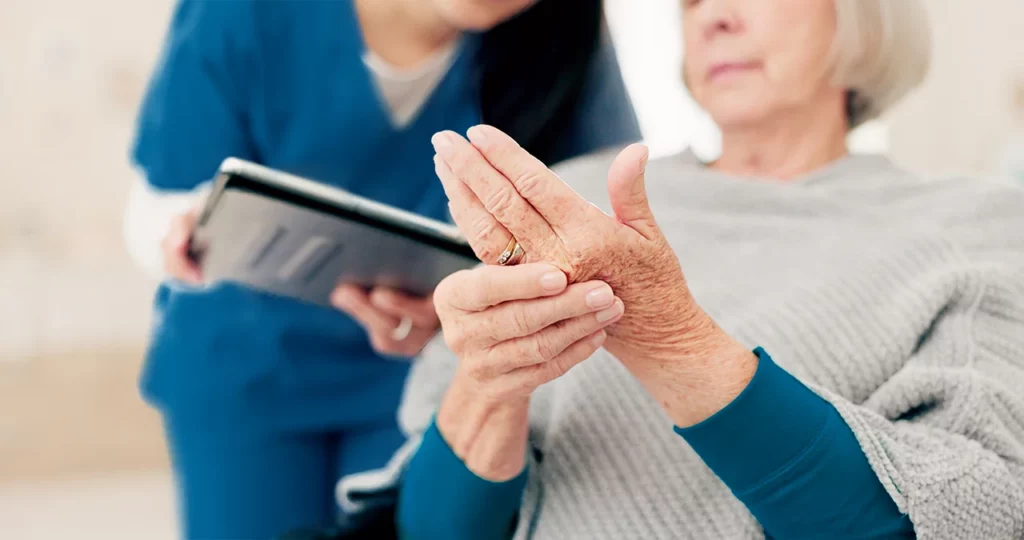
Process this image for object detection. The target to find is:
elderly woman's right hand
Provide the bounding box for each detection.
[433,262,624,480]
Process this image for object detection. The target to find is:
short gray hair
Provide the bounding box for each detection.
[831,0,933,128]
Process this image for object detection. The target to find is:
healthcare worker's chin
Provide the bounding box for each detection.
[433,0,536,31]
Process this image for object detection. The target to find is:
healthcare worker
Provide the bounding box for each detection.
[123,0,640,538]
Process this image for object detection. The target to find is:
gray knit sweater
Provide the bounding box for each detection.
[339,150,1024,539]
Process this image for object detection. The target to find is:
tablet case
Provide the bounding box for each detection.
[190,159,480,307]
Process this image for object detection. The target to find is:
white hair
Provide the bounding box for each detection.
[830,0,933,128]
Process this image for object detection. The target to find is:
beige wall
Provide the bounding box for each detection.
[1,0,1021,483]
[888,0,1024,176]
[0,0,176,481]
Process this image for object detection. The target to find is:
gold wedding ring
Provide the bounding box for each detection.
[496,236,526,266]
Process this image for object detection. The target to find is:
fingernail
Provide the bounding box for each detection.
[596,299,624,323]
[332,289,352,307]
[585,286,614,309]
[590,330,607,347]
[431,132,453,155]
[467,125,489,146]
[539,271,566,291]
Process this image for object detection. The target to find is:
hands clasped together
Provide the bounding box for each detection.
[430,125,756,480]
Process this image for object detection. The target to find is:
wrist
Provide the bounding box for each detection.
[613,317,758,428]
[436,372,531,481]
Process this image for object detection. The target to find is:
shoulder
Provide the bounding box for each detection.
[156,0,261,67]
[926,174,1024,254]
[248,0,344,31]
[889,172,1024,293]
[167,0,255,38]
[834,157,1024,240]
[895,172,1024,232]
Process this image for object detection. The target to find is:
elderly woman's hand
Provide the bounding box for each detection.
[434,129,716,360]
[432,126,755,427]
[432,262,623,480]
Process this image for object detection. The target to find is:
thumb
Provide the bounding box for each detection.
[606,144,658,239]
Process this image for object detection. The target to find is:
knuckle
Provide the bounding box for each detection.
[434,280,452,306]
[483,187,517,221]
[470,212,500,245]
[436,272,464,307]
[533,362,563,387]
[443,325,468,354]
[512,170,548,200]
[510,307,532,336]
[546,354,574,380]
[476,244,497,263]
[527,336,551,362]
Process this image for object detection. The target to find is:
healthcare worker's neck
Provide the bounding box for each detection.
[355,0,461,69]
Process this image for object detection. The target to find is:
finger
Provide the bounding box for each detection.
[490,330,607,396]
[478,281,617,344]
[332,286,399,336]
[465,125,590,232]
[479,297,624,377]
[606,143,659,240]
[166,256,202,284]
[432,131,555,254]
[435,154,513,264]
[439,263,567,313]
[369,288,439,328]
[163,215,202,283]
[369,327,436,358]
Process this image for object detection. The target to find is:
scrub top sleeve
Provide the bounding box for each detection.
[131,0,258,192]
[550,26,643,164]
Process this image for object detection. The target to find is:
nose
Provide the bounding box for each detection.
[692,0,744,41]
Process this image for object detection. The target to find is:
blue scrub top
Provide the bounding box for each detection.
[132,0,640,432]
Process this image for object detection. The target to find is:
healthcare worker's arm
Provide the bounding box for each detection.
[125,0,258,278]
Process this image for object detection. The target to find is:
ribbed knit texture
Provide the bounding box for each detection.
[340,150,1024,540]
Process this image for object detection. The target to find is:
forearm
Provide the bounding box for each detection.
[397,375,530,540]
[606,317,757,429]
[612,315,912,537]
[123,175,209,279]
[674,347,913,538]
[435,371,532,481]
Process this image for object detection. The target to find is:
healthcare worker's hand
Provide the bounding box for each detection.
[331,285,440,358]
[162,208,203,285]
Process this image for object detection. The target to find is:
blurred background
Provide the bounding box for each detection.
[0,0,1021,538]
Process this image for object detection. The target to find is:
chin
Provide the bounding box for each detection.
[703,95,776,129]
[436,0,534,31]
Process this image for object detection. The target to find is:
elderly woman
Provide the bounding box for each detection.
[338,0,1024,538]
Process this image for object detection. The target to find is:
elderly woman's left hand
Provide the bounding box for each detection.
[432,127,754,425]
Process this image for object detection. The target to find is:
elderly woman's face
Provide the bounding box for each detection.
[683,0,839,127]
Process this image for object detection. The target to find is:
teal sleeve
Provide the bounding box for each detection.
[397,420,527,540]
[675,348,915,539]
[131,0,258,191]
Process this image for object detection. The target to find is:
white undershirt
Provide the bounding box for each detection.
[124,43,460,278]
[363,39,460,128]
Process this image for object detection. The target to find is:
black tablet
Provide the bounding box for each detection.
[189,158,480,306]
